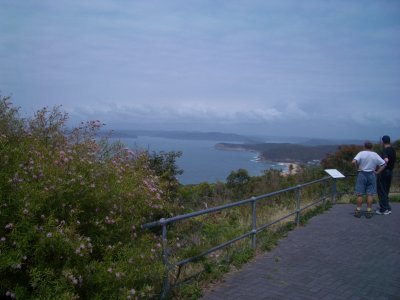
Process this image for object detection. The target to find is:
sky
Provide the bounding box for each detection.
[1,0,400,141]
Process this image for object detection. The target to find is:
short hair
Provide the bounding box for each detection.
[364,140,373,149]
[382,135,391,144]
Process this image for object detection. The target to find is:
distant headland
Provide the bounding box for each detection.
[215,142,340,164]
[100,129,363,164]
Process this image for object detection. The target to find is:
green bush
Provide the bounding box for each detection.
[0,97,171,299]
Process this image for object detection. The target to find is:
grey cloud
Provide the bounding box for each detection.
[1,0,400,140]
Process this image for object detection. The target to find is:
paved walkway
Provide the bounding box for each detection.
[202,204,400,300]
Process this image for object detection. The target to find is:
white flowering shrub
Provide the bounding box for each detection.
[0,96,169,299]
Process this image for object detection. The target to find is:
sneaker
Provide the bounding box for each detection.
[354,209,362,218]
[376,209,392,215]
[365,210,373,219]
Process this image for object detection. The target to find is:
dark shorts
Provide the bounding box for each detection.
[355,171,377,195]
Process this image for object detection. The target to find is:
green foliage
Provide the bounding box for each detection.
[321,144,362,175]
[173,282,203,300]
[226,168,251,199]
[148,150,184,200]
[176,183,212,211]
[230,247,254,268]
[226,168,250,188]
[202,260,230,279]
[390,195,400,202]
[0,96,170,299]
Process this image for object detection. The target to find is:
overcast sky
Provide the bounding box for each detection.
[1,0,399,140]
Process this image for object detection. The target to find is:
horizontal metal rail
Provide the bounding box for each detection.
[256,211,298,233]
[176,231,253,267]
[143,177,330,229]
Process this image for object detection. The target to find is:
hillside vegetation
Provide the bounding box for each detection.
[0,96,177,299]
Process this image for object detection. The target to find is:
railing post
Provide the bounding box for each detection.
[322,180,327,205]
[160,219,170,299]
[296,186,301,226]
[251,196,257,249]
[332,178,337,204]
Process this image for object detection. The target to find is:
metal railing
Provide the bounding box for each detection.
[142,175,341,297]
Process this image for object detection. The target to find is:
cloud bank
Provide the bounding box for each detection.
[1,0,399,140]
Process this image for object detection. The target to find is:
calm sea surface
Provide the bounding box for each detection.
[114,136,286,185]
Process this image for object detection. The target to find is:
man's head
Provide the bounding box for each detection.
[382,135,391,145]
[364,140,373,150]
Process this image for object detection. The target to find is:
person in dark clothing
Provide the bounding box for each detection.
[376,135,396,215]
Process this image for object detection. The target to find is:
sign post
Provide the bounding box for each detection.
[324,169,345,204]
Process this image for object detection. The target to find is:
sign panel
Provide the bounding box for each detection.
[324,169,345,178]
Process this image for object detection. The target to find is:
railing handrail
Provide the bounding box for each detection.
[142,176,330,229]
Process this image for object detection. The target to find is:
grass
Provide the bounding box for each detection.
[336,192,400,205]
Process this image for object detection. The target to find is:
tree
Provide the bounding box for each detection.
[226,169,251,199]
[321,144,363,175]
[147,150,184,200]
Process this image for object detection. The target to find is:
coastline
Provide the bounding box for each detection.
[223,148,302,176]
[253,153,301,176]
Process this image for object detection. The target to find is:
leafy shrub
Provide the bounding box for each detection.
[321,144,362,175]
[0,96,172,299]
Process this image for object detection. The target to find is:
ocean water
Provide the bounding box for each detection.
[114,136,286,185]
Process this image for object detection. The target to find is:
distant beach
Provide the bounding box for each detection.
[280,162,301,176]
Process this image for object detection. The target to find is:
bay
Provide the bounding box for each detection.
[114,136,287,185]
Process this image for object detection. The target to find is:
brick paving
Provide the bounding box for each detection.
[201,203,400,300]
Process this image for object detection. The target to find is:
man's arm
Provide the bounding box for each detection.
[375,163,386,175]
[352,159,358,169]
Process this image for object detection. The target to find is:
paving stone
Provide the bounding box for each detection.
[201,204,400,300]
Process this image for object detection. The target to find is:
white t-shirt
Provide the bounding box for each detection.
[353,150,385,172]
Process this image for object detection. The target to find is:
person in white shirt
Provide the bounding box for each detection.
[352,141,386,218]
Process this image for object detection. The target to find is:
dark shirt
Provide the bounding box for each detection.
[381,146,396,170]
